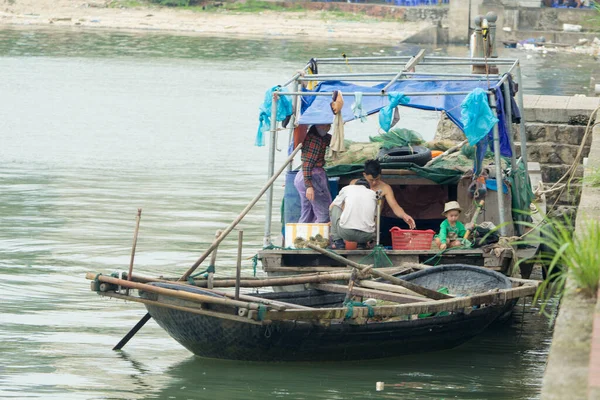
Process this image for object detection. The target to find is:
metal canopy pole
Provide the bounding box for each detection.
[264,93,279,247]
[489,91,507,236]
[287,79,299,173]
[381,49,426,94]
[515,62,529,170]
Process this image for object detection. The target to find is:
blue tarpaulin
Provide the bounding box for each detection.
[296,78,516,160]
[297,79,503,129]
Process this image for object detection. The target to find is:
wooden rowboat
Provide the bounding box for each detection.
[112,264,534,361]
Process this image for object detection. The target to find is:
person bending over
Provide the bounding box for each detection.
[358,159,416,229]
[293,124,332,223]
[329,179,377,250]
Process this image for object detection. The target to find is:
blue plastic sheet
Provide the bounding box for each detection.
[255,86,293,147]
[460,88,499,146]
[378,92,410,132]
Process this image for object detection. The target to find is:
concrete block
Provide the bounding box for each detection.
[567,96,600,113]
[523,94,540,108]
[533,96,571,123]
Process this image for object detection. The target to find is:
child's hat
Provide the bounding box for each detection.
[442,201,462,215]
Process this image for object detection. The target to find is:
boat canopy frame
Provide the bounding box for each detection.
[262,53,529,246]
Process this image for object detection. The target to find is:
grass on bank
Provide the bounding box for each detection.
[583,167,600,187]
[516,217,600,316]
[108,0,403,22]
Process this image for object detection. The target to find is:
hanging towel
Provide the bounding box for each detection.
[329,90,345,159]
[352,92,368,122]
[378,92,409,132]
[255,86,293,147]
[461,88,498,147]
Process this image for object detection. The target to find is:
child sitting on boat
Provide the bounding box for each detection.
[434,201,469,250]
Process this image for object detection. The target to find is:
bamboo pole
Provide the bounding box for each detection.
[235,230,243,300]
[181,143,302,280]
[108,273,313,311]
[87,273,261,310]
[305,243,451,300]
[207,229,223,289]
[313,283,427,305]
[102,292,265,326]
[127,208,142,282]
[264,285,538,321]
[357,280,426,298]
[424,139,468,167]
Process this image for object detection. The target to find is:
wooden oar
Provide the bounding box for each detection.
[112,144,303,350]
[306,243,451,300]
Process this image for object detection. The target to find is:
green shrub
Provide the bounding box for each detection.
[149,0,190,6]
[516,216,600,316]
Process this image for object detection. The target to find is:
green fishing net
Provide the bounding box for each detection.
[358,245,393,268]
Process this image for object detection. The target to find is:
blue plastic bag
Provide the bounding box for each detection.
[461,88,499,146]
[255,86,293,147]
[378,92,409,132]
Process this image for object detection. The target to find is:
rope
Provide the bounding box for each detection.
[344,300,374,320]
[92,273,102,292]
[187,265,216,284]
[257,304,267,321]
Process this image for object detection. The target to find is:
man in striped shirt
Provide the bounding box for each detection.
[294,124,332,223]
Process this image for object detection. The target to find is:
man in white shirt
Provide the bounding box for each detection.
[329,179,377,250]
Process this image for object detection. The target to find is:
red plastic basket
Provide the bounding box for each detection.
[389,227,435,250]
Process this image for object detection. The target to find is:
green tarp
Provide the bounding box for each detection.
[325,162,464,186]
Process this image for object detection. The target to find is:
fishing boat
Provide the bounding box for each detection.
[87,263,537,361]
[256,50,546,281]
[85,43,544,357]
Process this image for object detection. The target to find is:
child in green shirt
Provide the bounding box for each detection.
[434,201,467,250]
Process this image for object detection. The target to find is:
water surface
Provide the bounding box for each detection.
[0,26,580,399]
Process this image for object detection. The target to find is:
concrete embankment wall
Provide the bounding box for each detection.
[538,103,600,400]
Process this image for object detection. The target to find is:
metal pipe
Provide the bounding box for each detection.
[287,79,299,172]
[281,64,310,87]
[301,71,502,78]
[315,56,518,62]
[503,80,517,171]
[264,93,279,247]
[515,63,529,170]
[489,91,507,236]
[315,61,514,66]
[275,90,479,97]
[297,77,498,83]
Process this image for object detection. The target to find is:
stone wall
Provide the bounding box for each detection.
[517,95,600,214]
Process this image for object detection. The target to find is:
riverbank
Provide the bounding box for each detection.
[0,0,429,44]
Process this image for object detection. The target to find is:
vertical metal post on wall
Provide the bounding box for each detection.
[489,91,507,236]
[263,93,279,247]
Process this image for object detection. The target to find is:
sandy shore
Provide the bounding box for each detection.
[0,0,428,43]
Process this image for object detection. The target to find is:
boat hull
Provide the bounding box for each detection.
[144,299,503,361]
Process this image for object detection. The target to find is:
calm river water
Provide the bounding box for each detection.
[0,26,595,399]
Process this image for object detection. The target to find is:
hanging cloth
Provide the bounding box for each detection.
[460,88,498,147]
[328,90,345,159]
[352,92,368,122]
[378,92,409,132]
[255,86,293,147]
